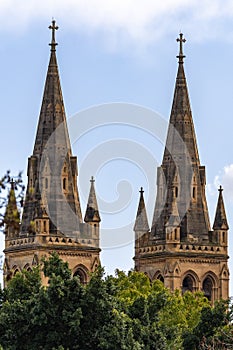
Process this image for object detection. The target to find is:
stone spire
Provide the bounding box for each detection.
[21,20,82,236]
[84,177,101,223]
[134,187,149,232]
[152,33,210,241]
[4,180,20,237]
[33,19,71,156]
[213,186,229,230]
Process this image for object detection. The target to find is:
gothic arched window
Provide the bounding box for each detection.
[203,277,213,301]
[157,274,164,283]
[73,267,87,284]
[182,275,194,294]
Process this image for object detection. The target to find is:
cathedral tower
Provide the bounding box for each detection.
[134,34,229,302]
[4,21,101,285]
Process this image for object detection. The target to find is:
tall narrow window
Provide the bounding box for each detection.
[45,178,48,189]
[175,228,177,240]
[222,231,226,243]
[203,277,213,301]
[182,275,194,294]
[63,178,67,190]
[193,187,196,199]
[175,187,178,198]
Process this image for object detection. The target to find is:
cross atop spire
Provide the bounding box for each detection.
[10,178,15,190]
[49,19,59,51]
[219,185,223,193]
[176,33,186,63]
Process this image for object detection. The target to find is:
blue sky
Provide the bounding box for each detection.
[1,0,233,292]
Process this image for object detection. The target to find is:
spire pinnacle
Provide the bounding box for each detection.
[134,187,149,232]
[176,33,186,63]
[84,177,101,223]
[4,181,20,236]
[49,19,59,51]
[213,185,229,230]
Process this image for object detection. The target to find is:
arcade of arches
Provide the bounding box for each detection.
[152,271,218,302]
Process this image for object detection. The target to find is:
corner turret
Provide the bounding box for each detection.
[213,186,229,246]
[134,187,149,271]
[4,180,20,238]
[84,177,101,246]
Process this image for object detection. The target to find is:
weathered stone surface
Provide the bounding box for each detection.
[134,34,229,302]
[4,21,100,286]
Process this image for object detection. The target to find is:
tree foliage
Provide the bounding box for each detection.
[0,254,232,350]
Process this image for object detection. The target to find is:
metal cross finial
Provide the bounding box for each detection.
[176,33,186,63]
[49,19,59,51]
[140,187,144,195]
[219,185,223,192]
[10,178,15,190]
[90,176,95,183]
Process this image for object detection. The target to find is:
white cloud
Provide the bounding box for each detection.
[211,164,233,202]
[1,0,233,47]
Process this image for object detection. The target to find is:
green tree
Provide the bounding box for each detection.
[0,267,41,349]
[0,254,84,350]
[29,253,84,349]
[0,254,231,350]
[182,299,230,350]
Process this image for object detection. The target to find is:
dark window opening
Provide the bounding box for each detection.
[193,187,196,199]
[157,274,164,283]
[203,277,213,301]
[182,275,194,294]
[222,231,226,243]
[63,178,67,190]
[74,268,87,284]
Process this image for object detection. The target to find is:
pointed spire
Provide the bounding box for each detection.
[152,34,210,241]
[84,177,101,223]
[134,187,149,232]
[4,180,20,235]
[21,21,83,235]
[213,186,229,230]
[33,19,71,156]
[163,33,200,164]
